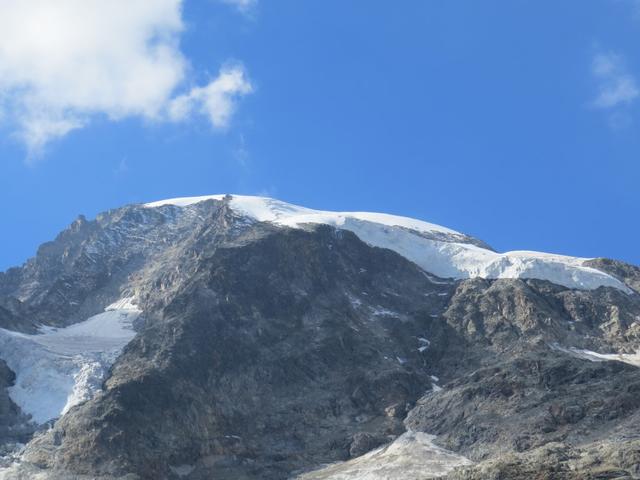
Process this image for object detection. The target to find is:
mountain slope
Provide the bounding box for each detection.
[0,195,638,479]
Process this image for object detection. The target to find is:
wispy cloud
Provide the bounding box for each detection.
[220,0,257,15]
[114,157,130,176]
[591,52,639,109]
[0,0,254,158]
[232,133,250,168]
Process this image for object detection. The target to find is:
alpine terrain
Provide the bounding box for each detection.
[0,194,639,480]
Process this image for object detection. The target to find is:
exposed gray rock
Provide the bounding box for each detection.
[0,359,36,465]
[348,432,387,458]
[445,439,640,480]
[7,206,453,479]
[586,258,640,294]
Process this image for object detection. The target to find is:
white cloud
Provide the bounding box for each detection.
[591,52,639,109]
[169,65,253,128]
[0,0,253,156]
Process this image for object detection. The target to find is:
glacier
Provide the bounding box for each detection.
[0,299,139,424]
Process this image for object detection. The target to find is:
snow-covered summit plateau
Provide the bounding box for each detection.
[144,194,630,293]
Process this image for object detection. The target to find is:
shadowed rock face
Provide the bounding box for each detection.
[0,198,639,479]
[35,225,452,479]
[0,359,34,464]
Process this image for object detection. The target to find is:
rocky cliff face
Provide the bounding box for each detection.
[0,196,638,479]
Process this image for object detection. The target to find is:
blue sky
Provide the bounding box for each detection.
[1,0,639,271]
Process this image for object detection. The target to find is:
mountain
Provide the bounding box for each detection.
[0,194,638,480]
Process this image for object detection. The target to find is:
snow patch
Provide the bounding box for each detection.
[143,195,630,293]
[105,296,138,311]
[370,307,399,318]
[295,430,471,479]
[0,301,140,424]
[553,344,640,368]
[418,338,430,353]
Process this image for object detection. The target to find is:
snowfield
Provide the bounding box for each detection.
[0,299,139,424]
[295,431,472,479]
[145,195,630,293]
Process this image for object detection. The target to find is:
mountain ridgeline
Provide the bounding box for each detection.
[0,195,639,480]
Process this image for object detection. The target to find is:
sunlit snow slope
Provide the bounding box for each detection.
[145,195,630,292]
[296,431,472,480]
[0,299,139,424]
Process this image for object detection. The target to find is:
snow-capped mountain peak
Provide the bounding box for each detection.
[144,194,631,293]
[145,194,461,236]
